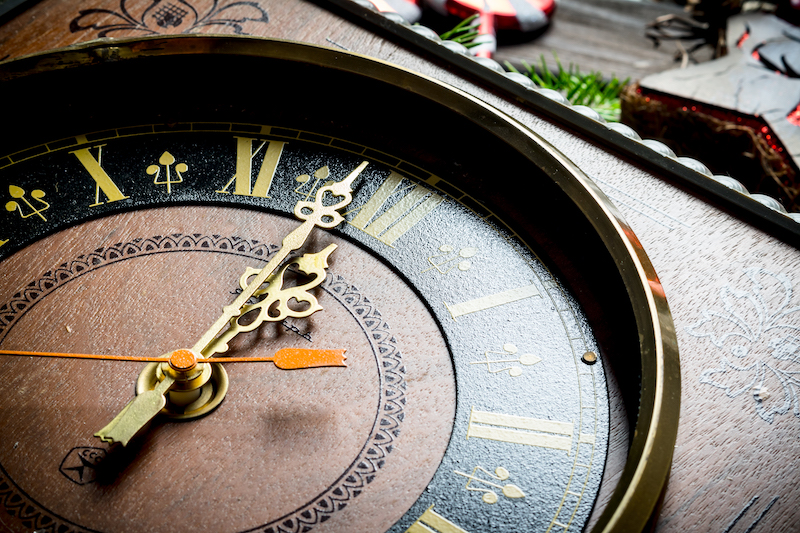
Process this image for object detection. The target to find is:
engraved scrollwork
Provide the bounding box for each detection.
[687,267,800,425]
[69,0,270,38]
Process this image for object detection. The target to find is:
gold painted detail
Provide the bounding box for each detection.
[295,165,333,200]
[0,238,7,247]
[5,185,49,221]
[71,146,130,206]
[216,137,285,197]
[470,343,541,377]
[406,505,469,533]
[422,245,478,274]
[445,282,541,320]
[453,466,526,504]
[467,407,573,452]
[349,171,443,246]
[147,151,187,194]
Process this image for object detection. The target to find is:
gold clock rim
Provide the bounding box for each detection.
[0,34,681,533]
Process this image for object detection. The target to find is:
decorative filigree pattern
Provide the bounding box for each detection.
[686,267,800,424]
[206,245,335,357]
[69,0,269,37]
[0,234,405,533]
[0,480,62,533]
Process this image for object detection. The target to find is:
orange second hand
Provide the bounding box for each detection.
[0,349,276,363]
[198,357,275,363]
[0,349,166,362]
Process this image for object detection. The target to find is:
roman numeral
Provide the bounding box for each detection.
[405,505,469,533]
[444,282,540,320]
[217,137,286,197]
[350,171,443,246]
[71,146,129,207]
[467,408,573,452]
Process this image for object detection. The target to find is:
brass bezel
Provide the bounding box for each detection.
[0,35,680,532]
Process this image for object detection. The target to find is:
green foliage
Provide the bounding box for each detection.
[506,54,629,122]
[438,14,481,48]
[438,17,628,122]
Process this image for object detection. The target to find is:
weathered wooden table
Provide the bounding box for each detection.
[493,0,696,82]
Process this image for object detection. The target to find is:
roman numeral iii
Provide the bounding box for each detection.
[350,171,443,246]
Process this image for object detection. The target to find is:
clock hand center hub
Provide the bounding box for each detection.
[168,348,198,372]
[158,349,212,394]
[133,353,228,421]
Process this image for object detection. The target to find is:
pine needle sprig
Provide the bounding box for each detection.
[507,54,629,122]
[438,14,481,48]
[437,18,628,121]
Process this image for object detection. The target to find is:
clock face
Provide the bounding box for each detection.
[0,36,679,533]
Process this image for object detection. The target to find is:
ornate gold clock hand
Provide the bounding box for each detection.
[203,242,338,358]
[95,353,180,446]
[93,162,367,446]
[193,161,367,357]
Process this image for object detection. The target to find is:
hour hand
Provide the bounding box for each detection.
[94,348,199,446]
[95,373,174,446]
[92,344,348,446]
[93,242,338,447]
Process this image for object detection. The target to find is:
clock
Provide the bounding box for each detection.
[0,36,679,533]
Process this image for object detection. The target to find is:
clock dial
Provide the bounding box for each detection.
[1,204,455,533]
[0,36,679,533]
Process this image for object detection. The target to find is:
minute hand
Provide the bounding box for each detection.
[191,161,367,356]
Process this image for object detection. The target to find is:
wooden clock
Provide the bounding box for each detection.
[0,1,797,533]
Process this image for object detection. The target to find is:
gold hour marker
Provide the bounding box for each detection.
[470,343,541,377]
[147,151,187,194]
[422,244,478,274]
[5,185,49,221]
[71,146,130,206]
[445,282,540,320]
[217,137,286,197]
[350,171,443,246]
[453,466,525,504]
[294,165,333,200]
[467,407,573,452]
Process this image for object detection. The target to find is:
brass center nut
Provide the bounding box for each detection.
[158,349,211,392]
